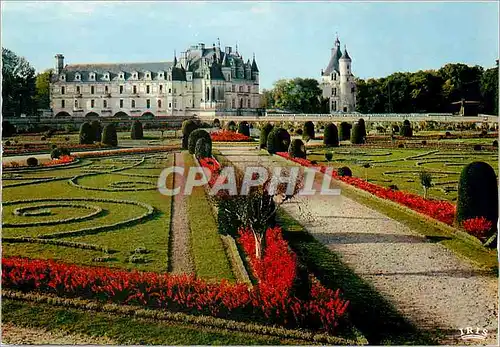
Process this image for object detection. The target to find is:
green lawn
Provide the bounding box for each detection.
[305,146,497,201]
[2,152,173,272]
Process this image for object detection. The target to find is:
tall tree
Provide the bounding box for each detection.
[34,69,53,109]
[2,47,36,117]
[480,67,499,115]
[270,78,322,113]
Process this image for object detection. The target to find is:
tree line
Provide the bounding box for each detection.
[262,62,498,115]
[2,47,51,117]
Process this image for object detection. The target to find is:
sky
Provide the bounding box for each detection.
[1,1,499,89]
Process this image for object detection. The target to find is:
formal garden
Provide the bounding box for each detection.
[2,116,499,344]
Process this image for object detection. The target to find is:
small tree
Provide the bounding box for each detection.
[237,121,250,137]
[195,138,212,159]
[213,118,221,128]
[182,120,198,149]
[102,123,118,146]
[259,123,274,149]
[288,139,306,159]
[358,118,367,139]
[323,123,339,147]
[303,121,315,141]
[419,171,432,199]
[351,123,364,144]
[188,129,212,155]
[50,148,62,159]
[130,120,144,139]
[79,122,93,144]
[339,122,351,141]
[226,120,237,132]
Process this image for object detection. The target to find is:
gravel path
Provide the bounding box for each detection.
[168,152,194,274]
[218,146,498,345]
[1,323,115,344]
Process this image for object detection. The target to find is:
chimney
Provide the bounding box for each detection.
[225,46,232,55]
[55,54,64,74]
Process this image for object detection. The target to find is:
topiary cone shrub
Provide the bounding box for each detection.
[91,120,102,142]
[337,166,352,177]
[456,161,498,246]
[50,148,62,159]
[213,118,221,128]
[302,121,315,141]
[102,123,118,147]
[493,140,498,148]
[288,139,306,159]
[225,121,236,132]
[400,124,413,137]
[351,123,364,144]
[339,122,351,141]
[357,118,366,139]
[182,120,198,149]
[188,129,212,155]
[267,128,291,154]
[26,157,38,167]
[130,120,144,139]
[237,121,250,137]
[259,123,274,149]
[195,138,212,159]
[79,122,93,144]
[323,123,339,147]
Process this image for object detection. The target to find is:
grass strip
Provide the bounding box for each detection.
[184,152,234,282]
[2,290,360,345]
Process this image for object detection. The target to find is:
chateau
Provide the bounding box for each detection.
[49,42,260,118]
[320,36,356,113]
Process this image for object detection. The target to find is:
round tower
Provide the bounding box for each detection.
[339,45,352,112]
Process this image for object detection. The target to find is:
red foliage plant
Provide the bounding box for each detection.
[276,152,456,225]
[462,217,493,239]
[43,155,75,166]
[211,130,251,142]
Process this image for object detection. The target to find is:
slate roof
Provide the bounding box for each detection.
[340,47,351,61]
[323,45,342,76]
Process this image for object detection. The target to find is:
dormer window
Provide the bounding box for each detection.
[144,71,151,80]
[158,72,164,80]
[132,71,138,80]
[103,72,110,81]
[119,72,125,80]
[75,73,81,81]
[89,72,96,81]
[60,74,66,81]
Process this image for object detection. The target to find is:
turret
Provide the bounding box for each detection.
[339,45,353,112]
[251,54,259,83]
[339,45,351,77]
[55,54,64,74]
[245,59,251,79]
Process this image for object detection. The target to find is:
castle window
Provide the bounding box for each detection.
[105,86,109,93]
[334,74,337,81]
[173,100,177,109]
[119,86,124,94]
[91,99,95,108]
[91,86,95,94]
[76,86,80,93]
[120,99,124,108]
[131,100,136,108]
[332,88,337,96]
[61,100,65,108]
[146,73,150,79]
[248,99,251,108]
[332,100,337,111]
[158,100,162,108]
[159,85,163,93]
[146,99,151,109]
[169,102,172,108]
[232,99,235,108]
[75,74,81,81]
[74,100,78,108]
[133,85,137,94]
[146,85,150,94]
[168,88,171,94]
[61,86,65,95]
[103,100,107,108]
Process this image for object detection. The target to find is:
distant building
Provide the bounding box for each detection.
[49,42,260,118]
[320,36,356,113]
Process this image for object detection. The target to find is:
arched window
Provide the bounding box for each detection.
[158,100,162,108]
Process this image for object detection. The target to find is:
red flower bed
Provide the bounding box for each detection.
[238,227,349,331]
[2,255,347,333]
[462,217,493,239]
[74,146,178,158]
[211,131,252,142]
[276,152,456,225]
[3,143,102,155]
[43,155,76,166]
[199,157,222,186]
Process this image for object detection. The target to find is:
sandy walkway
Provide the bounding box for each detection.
[218,146,498,345]
[168,152,194,274]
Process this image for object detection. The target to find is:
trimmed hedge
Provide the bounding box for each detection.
[288,139,306,159]
[357,118,366,139]
[188,129,212,155]
[351,123,364,144]
[102,123,118,146]
[323,123,339,147]
[400,124,413,137]
[26,157,38,167]
[195,138,212,159]
[182,120,198,149]
[91,120,102,142]
[456,162,498,235]
[259,123,274,149]
[131,120,144,140]
[237,122,250,137]
[226,121,237,132]
[79,122,94,144]
[267,127,291,154]
[303,121,315,141]
[339,122,351,141]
